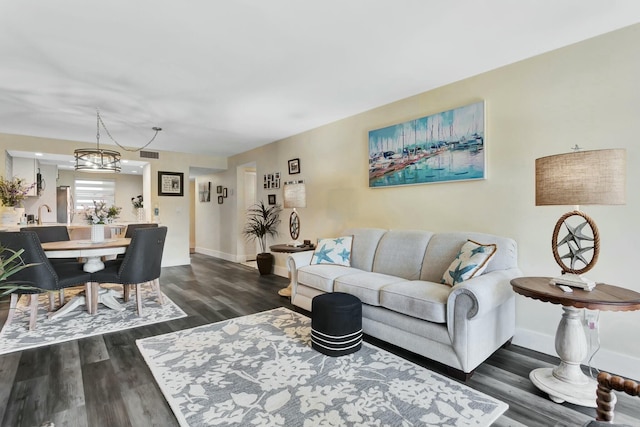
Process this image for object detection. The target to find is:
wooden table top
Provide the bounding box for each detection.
[510,277,640,311]
[41,238,131,251]
[270,244,315,253]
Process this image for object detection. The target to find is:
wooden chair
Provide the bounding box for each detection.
[90,227,167,315]
[584,371,640,426]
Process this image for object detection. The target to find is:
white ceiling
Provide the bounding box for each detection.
[1,1,639,159]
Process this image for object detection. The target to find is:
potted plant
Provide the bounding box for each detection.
[0,177,36,225]
[0,246,39,297]
[242,201,282,275]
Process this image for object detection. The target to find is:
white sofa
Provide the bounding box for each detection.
[288,228,521,377]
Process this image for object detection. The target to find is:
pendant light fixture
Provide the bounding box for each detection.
[74,109,162,173]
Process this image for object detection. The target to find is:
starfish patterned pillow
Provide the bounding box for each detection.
[310,236,353,266]
[441,239,497,286]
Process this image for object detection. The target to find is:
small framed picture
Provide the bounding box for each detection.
[288,158,300,174]
[222,187,228,198]
[218,195,224,204]
[216,185,223,194]
[158,171,184,196]
[268,194,276,205]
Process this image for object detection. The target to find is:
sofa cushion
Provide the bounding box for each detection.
[380,281,450,323]
[335,272,407,306]
[343,228,387,271]
[298,265,362,293]
[441,239,497,286]
[372,229,433,280]
[311,236,353,266]
[420,232,517,283]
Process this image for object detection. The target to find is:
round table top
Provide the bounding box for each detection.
[270,244,315,253]
[510,277,640,311]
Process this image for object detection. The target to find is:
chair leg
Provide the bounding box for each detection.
[5,293,20,328]
[28,294,39,331]
[136,283,143,316]
[90,283,99,315]
[48,292,56,311]
[59,289,65,306]
[123,284,131,302]
[153,278,164,305]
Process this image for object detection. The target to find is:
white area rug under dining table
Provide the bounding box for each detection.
[0,283,186,355]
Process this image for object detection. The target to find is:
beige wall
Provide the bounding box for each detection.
[200,24,640,378]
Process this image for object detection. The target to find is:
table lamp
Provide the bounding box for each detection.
[535,148,626,290]
[283,180,306,247]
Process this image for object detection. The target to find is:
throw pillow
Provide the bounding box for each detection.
[441,239,497,286]
[311,236,353,266]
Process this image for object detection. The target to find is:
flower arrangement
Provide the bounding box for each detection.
[131,195,143,209]
[0,177,36,207]
[84,200,122,224]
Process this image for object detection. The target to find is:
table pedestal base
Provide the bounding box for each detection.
[278,284,292,297]
[48,288,124,319]
[530,368,599,407]
[83,256,105,273]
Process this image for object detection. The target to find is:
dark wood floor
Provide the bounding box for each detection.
[0,254,638,427]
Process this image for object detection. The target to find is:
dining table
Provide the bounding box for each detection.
[42,238,131,318]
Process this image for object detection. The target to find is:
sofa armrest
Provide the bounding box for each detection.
[446,268,522,323]
[287,251,314,294]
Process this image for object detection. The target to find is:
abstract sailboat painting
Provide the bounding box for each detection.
[368,101,485,188]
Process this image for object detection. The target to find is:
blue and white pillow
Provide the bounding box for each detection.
[311,236,353,266]
[442,240,497,286]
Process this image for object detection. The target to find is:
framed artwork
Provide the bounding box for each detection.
[216,185,223,194]
[158,171,184,196]
[218,196,223,204]
[268,194,276,205]
[263,172,281,189]
[368,101,485,188]
[199,182,211,202]
[288,158,300,174]
[222,187,228,198]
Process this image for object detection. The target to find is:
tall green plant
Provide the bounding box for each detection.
[242,201,282,254]
[0,246,39,297]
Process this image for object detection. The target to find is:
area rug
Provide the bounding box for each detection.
[0,283,186,355]
[136,307,508,426]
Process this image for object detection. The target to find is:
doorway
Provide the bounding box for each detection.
[237,163,257,262]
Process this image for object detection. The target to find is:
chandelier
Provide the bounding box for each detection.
[74,109,162,173]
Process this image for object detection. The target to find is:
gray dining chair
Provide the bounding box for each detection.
[90,226,167,315]
[0,231,92,330]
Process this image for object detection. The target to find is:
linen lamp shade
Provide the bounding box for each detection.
[283,182,306,208]
[535,149,626,207]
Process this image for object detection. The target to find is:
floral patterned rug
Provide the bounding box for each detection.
[136,307,508,427]
[0,283,186,355]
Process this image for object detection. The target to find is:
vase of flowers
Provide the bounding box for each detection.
[84,201,122,242]
[131,195,144,222]
[0,177,36,225]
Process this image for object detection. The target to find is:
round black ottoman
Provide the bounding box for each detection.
[311,292,362,356]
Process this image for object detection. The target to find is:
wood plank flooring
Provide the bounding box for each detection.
[0,254,638,427]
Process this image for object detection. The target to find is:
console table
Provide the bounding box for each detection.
[270,244,315,297]
[510,277,640,407]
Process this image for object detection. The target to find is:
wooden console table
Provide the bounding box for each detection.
[510,277,640,407]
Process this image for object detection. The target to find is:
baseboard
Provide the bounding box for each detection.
[513,327,639,381]
[195,247,240,262]
[195,249,289,279]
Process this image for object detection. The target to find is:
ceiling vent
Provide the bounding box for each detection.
[140,150,159,159]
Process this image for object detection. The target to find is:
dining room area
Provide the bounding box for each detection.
[0,223,173,335]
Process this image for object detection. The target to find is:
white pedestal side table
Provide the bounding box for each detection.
[510,277,640,407]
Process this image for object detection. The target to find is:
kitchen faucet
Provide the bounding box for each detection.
[37,204,51,225]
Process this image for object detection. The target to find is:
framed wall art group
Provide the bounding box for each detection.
[368,101,485,188]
